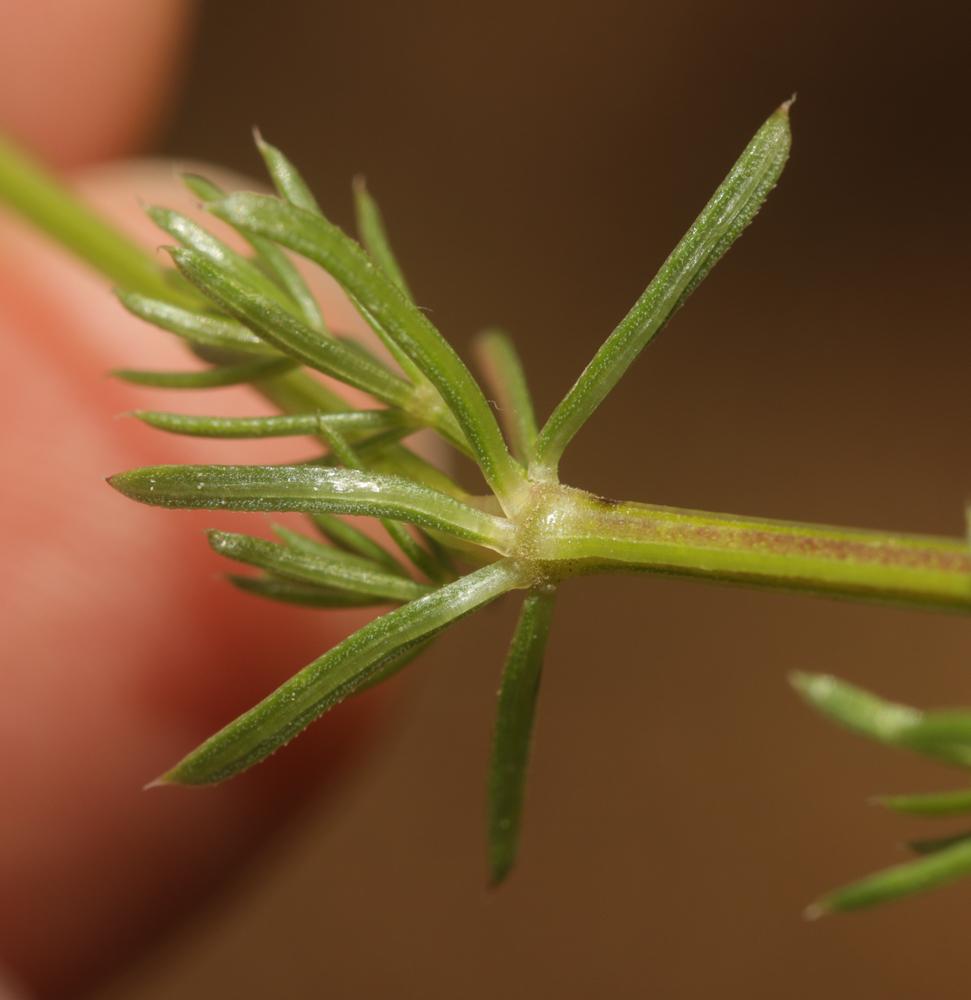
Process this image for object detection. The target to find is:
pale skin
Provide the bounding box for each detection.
[0,4,398,996]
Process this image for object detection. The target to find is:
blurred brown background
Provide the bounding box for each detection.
[106,1,971,997]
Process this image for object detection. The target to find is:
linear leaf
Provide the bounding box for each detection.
[353,177,412,298]
[209,530,430,603]
[311,417,449,582]
[183,171,327,334]
[808,838,971,916]
[475,328,539,464]
[170,248,417,412]
[147,205,305,315]
[311,513,406,574]
[252,369,464,502]
[254,366,348,415]
[345,289,430,386]
[118,291,275,355]
[272,523,403,577]
[157,560,521,784]
[899,712,971,748]
[208,192,525,503]
[109,464,513,550]
[254,132,321,213]
[182,172,224,204]
[113,357,295,389]
[228,574,386,608]
[133,409,410,440]
[251,142,428,383]
[876,787,971,817]
[488,588,556,885]
[533,102,792,477]
[791,673,971,769]
[908,831,971,856]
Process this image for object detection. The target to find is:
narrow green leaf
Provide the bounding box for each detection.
[209,529,430,603]
[273,523,408,578]
[114,357,295,389]
[229,574,385,608]
[474,328,539,464]
[302,416,449,583]
[790,673,971,768]
[182,173,225,204]
[311,513,407,575]
[791,672,920,741]
[533,102,792,477]
[333,330,425,398]
[908,831,971,856]
[156,560,521,784]
[254,366,348,414]
[900,712,971,747]
[109,464,514,551]
[254,131,321,213]
[876,787,971,818]
[250,143,427,385]
[335,333,398,375]
[183,171,327,334]
[133,408,409,440]
[170,247,418,412]
[147,205,300,316]
[808,838,971,916]
[418,528,459,578]
[357,436,471,500]
[353,637,435,693]
[384,524,449,584]
[488,588,556,886]
[208,192,526,504]
[353,177,412,298]
[342,293,438,399]
[118,291,275,355]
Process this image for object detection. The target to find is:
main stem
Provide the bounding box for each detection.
[0,135,197,305]
[522,487,971,612]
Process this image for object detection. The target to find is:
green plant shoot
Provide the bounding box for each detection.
[4,101,971,908]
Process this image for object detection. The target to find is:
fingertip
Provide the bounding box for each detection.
[0,0,194,166]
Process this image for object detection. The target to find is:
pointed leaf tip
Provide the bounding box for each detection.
[788,670,825,698]
[143,774,173,791]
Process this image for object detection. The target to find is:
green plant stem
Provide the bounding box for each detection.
[525,490,971,612]
[0,136,194,305]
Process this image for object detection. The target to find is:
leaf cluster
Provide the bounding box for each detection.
[103,105,792,886]
[794,673,971,914]
[9,100,971,913]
